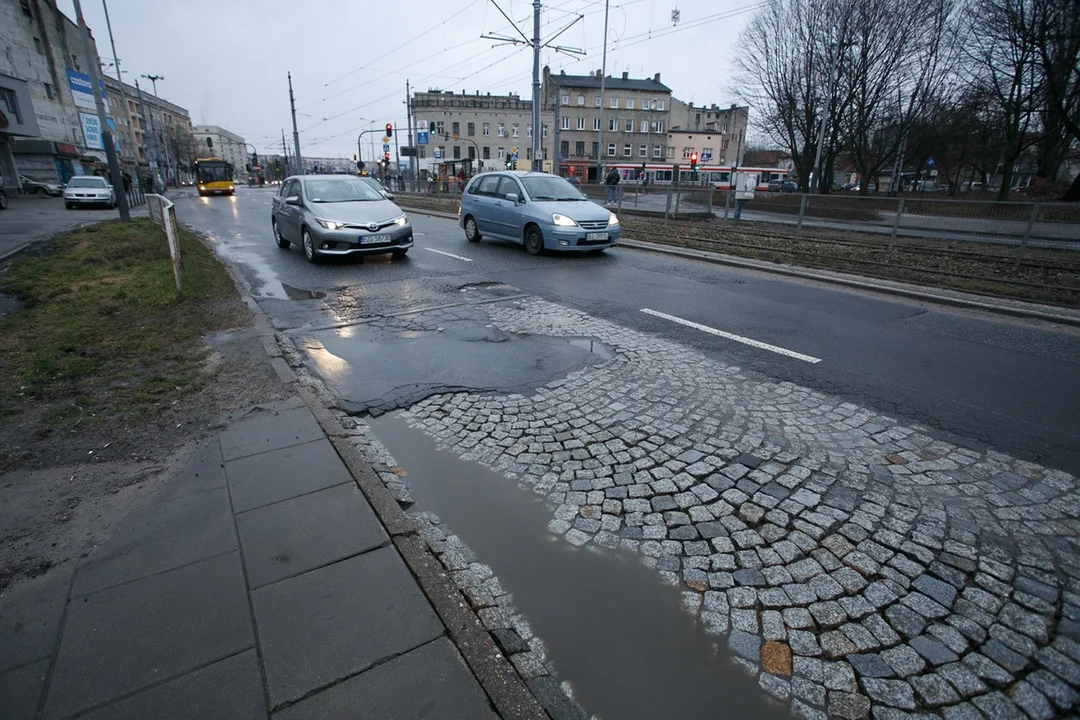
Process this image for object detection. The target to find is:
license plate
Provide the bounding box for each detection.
[360,233,391,245]
[585,232,609,241]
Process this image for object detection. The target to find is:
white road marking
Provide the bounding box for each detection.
[640,308,822,364]
[424,248,473,262]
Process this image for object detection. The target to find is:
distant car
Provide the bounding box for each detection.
[357,175,394,200]
[767,179,797,193]
[271,174,413,263]
[63,176,116,209]
[20,175,64,197]
[459,171,620,255]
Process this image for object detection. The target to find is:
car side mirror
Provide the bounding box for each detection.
[505,192,519,204]
[284,195,301,205]
[384,192,395,200]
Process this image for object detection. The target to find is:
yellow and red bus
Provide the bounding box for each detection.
[193,157,234,196]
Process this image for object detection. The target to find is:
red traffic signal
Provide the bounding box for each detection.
[385,123,393,138]
[383,151,390,162]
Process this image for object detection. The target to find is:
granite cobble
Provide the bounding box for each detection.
[347,298,1080,719]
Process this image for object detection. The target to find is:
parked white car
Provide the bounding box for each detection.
[64,175,117,209]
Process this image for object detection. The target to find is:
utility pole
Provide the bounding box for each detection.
[531,0,542,173]
[73,0,129,220]
[100,0,132,182]
[406,79,416,191]
[811,37,844,193]
[139,75,166,192]
[553,94,561,176]
[288,72,303,175]
[394,124,400,187]
[596,0,609,183]
[133,81,153,187]
[281,129,289,175]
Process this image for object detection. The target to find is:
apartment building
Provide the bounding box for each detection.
[541,66,672,182]
[193,125,249,182]
[667,99,749,166]
[104,77,195,185]
[411,89,545,172]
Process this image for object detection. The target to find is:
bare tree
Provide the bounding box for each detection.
[1032,0,1080,199]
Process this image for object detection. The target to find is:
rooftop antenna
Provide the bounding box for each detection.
[671,4,680,25]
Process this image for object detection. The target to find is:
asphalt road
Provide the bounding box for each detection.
[177,186,1080,476]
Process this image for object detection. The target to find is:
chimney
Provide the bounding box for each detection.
[654,72,661,82]
[596,69,602,79]
[622,71,628,80]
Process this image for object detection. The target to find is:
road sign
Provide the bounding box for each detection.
[434,149,443,159]
[511,147,518,155]
[382,144,390,153]
[417,131,429,145]
[401,146,417,157]
[510,152,518,162]
[381,136,389,144]
[418,120,427,131]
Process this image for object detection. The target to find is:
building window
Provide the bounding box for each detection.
[610,97,618,108]
[626,99,634,109]
[576,95,585,105]
[607,143,616,156]
[483,146,491,159]
[702,147,713,162]
[625,119,633,132]
[561,94,569,105]
[560,140,569,157]
[468,146,476,160]
[452,121,460,136]
[497,123,505,137]
[576,117,585,130]
[33,37,43,54]
[482,122,490,136]
[527,125,532,137]
[467,122,475,136]
[608,118,618,132]
[695,113,701,127]
[639,144,647,157]
[435,121,444,135]
[594,96,602,106]
[575,141,585,156]
[593,117,601,131]
[641,120,649,133]
[512,124,519,137]
[667,146,676,158]
[0,87,23,124]
[420,147,426,158]
[44,83,54,100]
[591,141,599,157]
[683,147,693,159]
[498,147,505,159]
[542,124,548,138]
[653,144,662,158]
[526,147,532,159]
[623,144,631,156]
[657,99,665,110]
[653,121,665,133]
[642,99,650,110]
[561,116,569,130]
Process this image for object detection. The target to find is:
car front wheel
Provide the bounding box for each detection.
[273,218,290,249]
[302,229,319,263]
[524,225,544,255]
[35,187,48,197]
[464,216,481,242]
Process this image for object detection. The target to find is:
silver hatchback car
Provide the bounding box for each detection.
[271,175,413,262]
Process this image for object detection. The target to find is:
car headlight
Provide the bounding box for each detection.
[608,213,619,226]
[551,213,577,227]
[316,219,344,230]
[393,215,408,226]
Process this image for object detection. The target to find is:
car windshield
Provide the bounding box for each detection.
[68,177,107,188]
[521,176,587,201]
[305,178,385,202]
[359,177,387,194]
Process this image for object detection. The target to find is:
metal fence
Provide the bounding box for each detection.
[125,185,146,208]
[146,194,182,295]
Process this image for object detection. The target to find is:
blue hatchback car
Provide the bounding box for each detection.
[459,171,620,254]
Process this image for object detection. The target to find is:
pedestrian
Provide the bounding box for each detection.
[605,166,620,204]
[641,171,649,196]
[122,171,132,192]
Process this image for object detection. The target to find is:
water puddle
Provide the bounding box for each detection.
[371,413,790,720]
[281,283,326,300]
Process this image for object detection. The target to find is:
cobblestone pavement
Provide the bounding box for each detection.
[335,297,1080,719]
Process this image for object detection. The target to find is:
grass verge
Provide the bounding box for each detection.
[0,218,248,427]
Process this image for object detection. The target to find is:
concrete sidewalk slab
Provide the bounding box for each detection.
[79,650,265,720]
[0,658,49,719]
[219,405,324,461]
[236,483,387,588]
[226,438,352,512]
[43,552,253,719]
[71,487,236,597]
[148,441,227,504]
[273,637,500,720]
[252,546,444,709]
[0,569,70,672]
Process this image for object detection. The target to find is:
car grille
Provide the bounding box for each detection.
[343,219,397,232]
[578,220,609,230]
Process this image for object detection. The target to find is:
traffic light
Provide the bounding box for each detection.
[251,152,258,165]
[385,123,393,138]
[690,152,699,171]
[505,158,512,169]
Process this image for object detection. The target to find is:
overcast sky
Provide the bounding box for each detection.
[61,0,758,158]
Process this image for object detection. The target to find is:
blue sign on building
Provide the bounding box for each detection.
[417,131,429,145]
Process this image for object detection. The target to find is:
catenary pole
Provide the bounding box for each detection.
[288,72,303,175]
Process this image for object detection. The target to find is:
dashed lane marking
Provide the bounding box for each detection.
[640,308,822,363]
